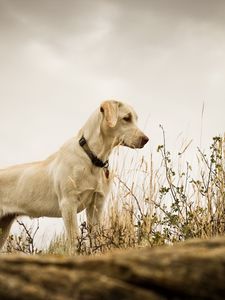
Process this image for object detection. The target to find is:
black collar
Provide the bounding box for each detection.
[79,136,109,168]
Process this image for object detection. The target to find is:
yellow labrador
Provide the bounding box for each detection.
[0,100,148,251]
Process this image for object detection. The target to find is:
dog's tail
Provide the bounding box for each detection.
[0,214,16,250]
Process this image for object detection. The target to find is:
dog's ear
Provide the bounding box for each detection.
[100,100,119,128]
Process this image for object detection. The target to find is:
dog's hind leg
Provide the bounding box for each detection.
[0,214,16,250]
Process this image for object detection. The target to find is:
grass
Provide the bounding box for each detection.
[4,129,225,255]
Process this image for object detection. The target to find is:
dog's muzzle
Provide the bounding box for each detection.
[122,135,149,149]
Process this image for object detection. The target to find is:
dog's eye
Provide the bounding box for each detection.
[123,114,132,122]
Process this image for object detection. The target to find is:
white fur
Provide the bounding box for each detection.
[0,100,148,251]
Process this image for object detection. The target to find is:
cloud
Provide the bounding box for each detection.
[0,0,115,47]
[1,0,225,66]
[1,0,223,57]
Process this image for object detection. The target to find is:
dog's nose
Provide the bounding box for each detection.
[140,135,149,147]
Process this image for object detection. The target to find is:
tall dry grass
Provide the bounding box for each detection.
[4,130,225,255]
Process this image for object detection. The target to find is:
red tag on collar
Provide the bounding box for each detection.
[104,169,109,179]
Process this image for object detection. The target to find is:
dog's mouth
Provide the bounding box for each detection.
[121,138,149,149]
[121,141,135,148]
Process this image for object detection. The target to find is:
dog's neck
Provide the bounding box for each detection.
[79,136,108,168]
[80,131,115,164]
[79,110,116,163]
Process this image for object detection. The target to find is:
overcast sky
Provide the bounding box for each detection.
[0,0,224,166]
[1,0,225,245]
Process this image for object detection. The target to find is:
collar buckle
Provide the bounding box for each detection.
[79,136,86,147]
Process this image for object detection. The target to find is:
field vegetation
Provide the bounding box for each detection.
[4,128,225,255]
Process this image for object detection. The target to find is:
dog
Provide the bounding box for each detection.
[0,100,149,251]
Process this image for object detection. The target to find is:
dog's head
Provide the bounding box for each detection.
[100,100,149,149]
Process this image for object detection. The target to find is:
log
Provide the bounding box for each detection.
[0,237,225,300]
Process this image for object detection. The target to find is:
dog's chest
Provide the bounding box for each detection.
[74,169,112,212]
[66,166,112,198]
[81,168,111,194]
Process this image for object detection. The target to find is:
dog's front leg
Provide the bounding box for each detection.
[86,193,105,232]
[59,197,79,254]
